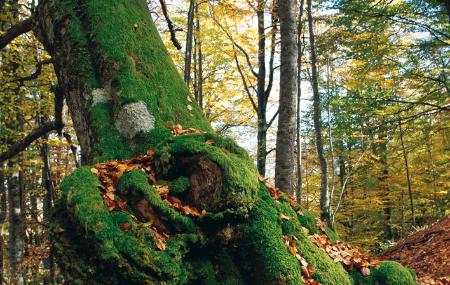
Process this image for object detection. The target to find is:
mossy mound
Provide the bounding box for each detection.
[160,133,259,217]
[351,261,418,285]
[55,161,418,285]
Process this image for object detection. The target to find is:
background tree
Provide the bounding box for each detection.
[275,0,298,194]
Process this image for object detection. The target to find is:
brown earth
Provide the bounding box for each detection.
[381,216,450,285]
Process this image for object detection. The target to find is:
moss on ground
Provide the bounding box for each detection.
[237,184,302,285]
[351,261,418,285]
[325,227,340,243]
[263,185,352,285]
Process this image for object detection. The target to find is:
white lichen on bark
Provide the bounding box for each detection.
[114,101,155,138]
[91,88,112,106]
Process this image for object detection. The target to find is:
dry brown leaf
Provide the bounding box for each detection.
[280,213,291,220]
[120,223,131,232]
[361,267,371,276]
[156,239,166,251]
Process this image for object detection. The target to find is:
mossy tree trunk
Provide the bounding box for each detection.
[29,1,416,284]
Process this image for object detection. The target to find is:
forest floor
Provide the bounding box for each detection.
[381,215,450,285]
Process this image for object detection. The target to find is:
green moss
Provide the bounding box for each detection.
[262,185,352,285]
[298,208,319,235]
[237,184,302,285]
[169,176,190,195]
[89,103,134,162]
[60,167,206,284]
[351,261,418,285]
[325,227,340,243]
[117,170,196,233]
[166,134,259,217]
[82,0,211,134]
[187,252,246,285]
[55,0,98,87]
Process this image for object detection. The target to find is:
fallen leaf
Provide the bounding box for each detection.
[361,267,371,276]
[120,223,131,232]
[280,213,291,220]
[117,199,127,210]
[156,239,166,251]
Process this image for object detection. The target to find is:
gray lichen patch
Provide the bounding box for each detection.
[91,88,112,106]
[114,101,155,139]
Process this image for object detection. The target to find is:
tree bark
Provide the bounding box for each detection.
[195,3,203,110]
[0,164,5,284]
[378,132,393,240]
[184,0,195,86]
[307,0,330,225]
[399,125,415,226]
[256,0,268,176]
[8,162,25,285]
[275,0,298,194]
[296,0,305,204]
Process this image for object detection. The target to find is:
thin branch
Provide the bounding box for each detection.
[208,6,258,77]
[233,49,258,112]
[267,109,279,128]
[332,145,371,218]
[0,121,59,163]
[8,59,52,84]
[63,132,80,168]
[264,14,278,100]
[0,18,33,50]
[53,85,64,133]
[158,0,182,50]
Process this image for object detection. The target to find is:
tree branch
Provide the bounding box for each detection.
[9,59,52,85]
[233,49,258,112]
[158,0,182,50]
[0,18,33,50]
[267,109,279,128]
[208,6,258,77]
[0,121,59,163]
[63,132,80,168]
[265,14,278,100]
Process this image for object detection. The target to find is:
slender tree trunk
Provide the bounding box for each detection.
[338,140,346,190]
[399,125,415,226]
[307,0,330,225]
[41,141,56,285]
[256,0,268,176]
[379,132,393,240]
[8,162,25,285]
[326,62,336,218]
[296,0,305,203]
[0,164,5,284]
[275,0,298,194]
[195,4,203,110]
[184,0,195,86]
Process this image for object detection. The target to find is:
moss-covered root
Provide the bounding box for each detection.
[57,167,205,284]
[351,261,418,285]
[236,187,303,285]
[160,133,260,217]
[240,184,352,285]
[117,170,196,233]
